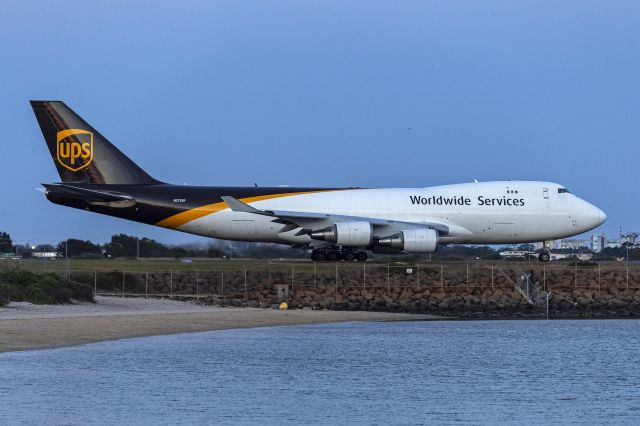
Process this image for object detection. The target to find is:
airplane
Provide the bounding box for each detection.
[31,100,607,263]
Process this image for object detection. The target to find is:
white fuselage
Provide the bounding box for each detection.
[175,181,606,246]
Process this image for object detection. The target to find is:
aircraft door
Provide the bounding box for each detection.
[542,187,550,209]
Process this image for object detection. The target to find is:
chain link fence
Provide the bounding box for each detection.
[31,262,635,298]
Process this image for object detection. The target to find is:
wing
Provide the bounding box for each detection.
[220,196,472,245]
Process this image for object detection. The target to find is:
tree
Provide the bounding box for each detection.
[57,239,102,258]
[105,234,183,258]
[105,234,140,258]
[139,238,171,257]
[0,232,13,253]
[207,245,225,258]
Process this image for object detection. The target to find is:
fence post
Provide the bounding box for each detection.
[314,263,317,287]
[440,265,444,289]
[145,272,149,298]
[466,264,469,289]
[170,271,173,295]
[221,272,224,296]
[268,263,271,286]
[196,272,199,300]
[598,264,601,296]
[417,263,420,287]
[122,271,125,297]
[335,263,338,293]
[627,266,630,290]
[244,268,247,296]
[94,269,97,294]
[491,265,494,290]
[543,264,546,292]
[574,265,577,288]
[387,263,390,292]
[363,261,366,291]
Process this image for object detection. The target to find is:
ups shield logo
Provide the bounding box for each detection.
[56,129,93,172]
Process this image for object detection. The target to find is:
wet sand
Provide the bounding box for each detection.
[0,296,438,352]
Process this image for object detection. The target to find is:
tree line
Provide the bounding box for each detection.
[0,231,229,259]
[0,230,638,261]
[0,231,306,259]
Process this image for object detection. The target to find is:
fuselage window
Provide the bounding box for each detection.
[558,188,570,194]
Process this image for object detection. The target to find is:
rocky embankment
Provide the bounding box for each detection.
[81,264,640,319]
[213,266,640,319]
[215,286,640,318]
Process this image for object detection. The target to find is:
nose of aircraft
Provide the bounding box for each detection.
[596,207,607,225]
[576,199,607,231]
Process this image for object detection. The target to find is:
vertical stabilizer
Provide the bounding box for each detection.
[31,100,160,185]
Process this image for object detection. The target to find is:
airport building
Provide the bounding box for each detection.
[606,240,621,249]
[591,234,606,253]
[560,239,587,250]
[620,232,639,245]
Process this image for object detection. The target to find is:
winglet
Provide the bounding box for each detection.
[221,196,262,213]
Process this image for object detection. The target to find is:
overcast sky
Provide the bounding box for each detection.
[0,0,638,246]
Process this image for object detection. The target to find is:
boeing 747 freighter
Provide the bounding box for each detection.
[31,101,606,262]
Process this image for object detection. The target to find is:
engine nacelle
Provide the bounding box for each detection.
[377,228,438,253]
[310,221,373,246]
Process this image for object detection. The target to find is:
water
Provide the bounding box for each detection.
[1,320,640,425]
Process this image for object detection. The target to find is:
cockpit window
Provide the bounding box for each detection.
[558,188,570,194]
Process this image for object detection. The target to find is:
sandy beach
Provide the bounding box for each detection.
[0,296,438,353]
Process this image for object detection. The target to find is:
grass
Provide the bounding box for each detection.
[1,257,636,275]
[0,270,94,306]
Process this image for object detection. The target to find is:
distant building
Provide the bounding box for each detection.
[620,233,638,245]
[591,234,606,253]
[31,252,60,259]
[533,240,562,251]
[560,239,586,250]
[550,252,593,261]
[606,240,621,249]
[499,250,534,259]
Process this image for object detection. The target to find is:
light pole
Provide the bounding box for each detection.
[65,240,70,281]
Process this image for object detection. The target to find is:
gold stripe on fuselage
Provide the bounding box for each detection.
[156,191,329,229]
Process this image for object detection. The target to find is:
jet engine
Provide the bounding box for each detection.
[377,228,438,253]
[310,221,373,246]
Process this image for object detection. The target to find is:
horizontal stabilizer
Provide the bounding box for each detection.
[43,183,134,203]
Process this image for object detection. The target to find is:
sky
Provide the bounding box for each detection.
[0,0,638,246]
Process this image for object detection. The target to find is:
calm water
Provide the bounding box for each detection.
[1,320,640,425]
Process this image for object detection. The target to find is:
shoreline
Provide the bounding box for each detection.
[0,297,440,353]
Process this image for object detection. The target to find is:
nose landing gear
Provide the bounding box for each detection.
[538,240,552,262]
[538,251,551,262]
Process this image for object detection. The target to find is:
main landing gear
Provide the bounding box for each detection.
[538,240,552,263]
[311,247,368,262]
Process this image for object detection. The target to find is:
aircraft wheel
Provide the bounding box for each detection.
[538,252,550,263]
[355,251,368,262]
[343,252,355,262]
[327,251,340,262]
[311,251,325,262]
